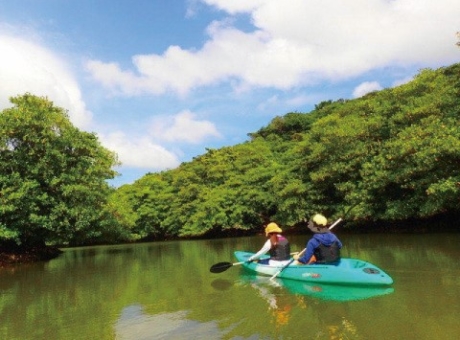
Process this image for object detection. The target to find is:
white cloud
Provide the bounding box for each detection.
[100,132,180,169]
[0,33,92,129]
[201,0,266,14]
[87,0,460,96]
[352,81,383,98]
[149,110,221,144]
[99,110,221,171]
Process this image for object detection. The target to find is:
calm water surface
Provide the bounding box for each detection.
[1,233,460,340]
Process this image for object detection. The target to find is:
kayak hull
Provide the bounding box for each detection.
[234,251,393,286]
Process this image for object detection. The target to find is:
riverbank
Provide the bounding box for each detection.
[0,244,62,268]
[2,213,458,267]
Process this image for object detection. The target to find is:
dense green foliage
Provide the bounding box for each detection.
[1,64,459,247]
[0,94,121,247]
[112,63,460,239]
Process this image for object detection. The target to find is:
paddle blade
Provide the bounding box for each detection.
[209,262,233,273]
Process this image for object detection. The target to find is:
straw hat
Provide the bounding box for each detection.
[265,222,282,236]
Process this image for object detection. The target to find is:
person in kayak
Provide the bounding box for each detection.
[293,214,342,265]
[248,222,291,265]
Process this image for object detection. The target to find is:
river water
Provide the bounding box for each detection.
[1,232,459,340]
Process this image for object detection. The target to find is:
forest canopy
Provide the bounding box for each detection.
[1,63,460,250]
[111,63,460,240]
[0,94,121,249]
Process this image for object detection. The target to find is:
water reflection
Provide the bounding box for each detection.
[115,307,222,340]
[238,272,395,302]
[1,234,460,340]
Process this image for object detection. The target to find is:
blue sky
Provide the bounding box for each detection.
[1,0,459,186]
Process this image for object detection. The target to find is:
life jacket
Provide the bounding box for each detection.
[269,236,291,261]
[313,241,341,264]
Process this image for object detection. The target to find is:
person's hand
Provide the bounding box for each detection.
[293,254,299,260]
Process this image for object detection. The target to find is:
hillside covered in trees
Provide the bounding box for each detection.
[1,63,459,261]
[110,63,460,240]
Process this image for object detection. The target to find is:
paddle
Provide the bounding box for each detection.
[210,251,307,274]
[269,217,343,281]
[209,261,246,273]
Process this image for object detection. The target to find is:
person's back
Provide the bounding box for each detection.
[294,214,342,265]
[310,233,341,263]
[249,222,291,265]
[268,234,290,261]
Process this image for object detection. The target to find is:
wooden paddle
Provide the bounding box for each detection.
[269,217,343,281]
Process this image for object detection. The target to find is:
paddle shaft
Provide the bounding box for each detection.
[269,250,305,280]
[329,218,342,230]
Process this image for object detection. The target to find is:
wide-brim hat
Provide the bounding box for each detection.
[265,222,282,236]
[307,214,329,233]
[308,221,329,233]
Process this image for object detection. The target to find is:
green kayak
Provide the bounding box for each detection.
[234,251,393,286]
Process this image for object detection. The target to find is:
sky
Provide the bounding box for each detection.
[1,0,459,187]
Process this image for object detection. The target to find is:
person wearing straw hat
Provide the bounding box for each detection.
[248,222,291,265]
[293,214,342,265]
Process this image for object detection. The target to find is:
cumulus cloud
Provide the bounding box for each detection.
[86,0,460,96]
[0,30,221,173]
[0,33,92,129]
[100,132,180,169]
[352,81,383,98]
[201,0,265,14]
[99,110,220,169]
[149,110,221,144]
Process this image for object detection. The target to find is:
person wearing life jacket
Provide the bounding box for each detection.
[248,222,291,265]
[293,214,342,265]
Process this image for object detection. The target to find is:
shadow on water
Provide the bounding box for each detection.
[210,278,234,291]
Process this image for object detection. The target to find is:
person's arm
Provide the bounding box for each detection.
[297,239,318,264]
[249,239,271,261]
[335,235,343,249]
